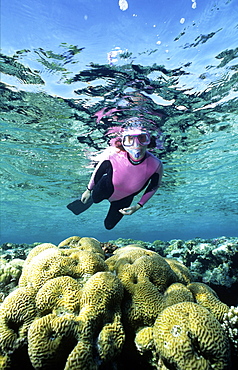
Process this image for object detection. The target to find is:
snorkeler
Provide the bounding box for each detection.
[67,125,163,230]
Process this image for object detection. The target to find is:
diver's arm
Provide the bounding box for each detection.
[119,184,156,215]
[81,188,92,203]
[81,165,98,204]
[119,203,142,215]
[118,182,157,215]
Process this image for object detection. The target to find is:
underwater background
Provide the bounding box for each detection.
[1,0,238,245]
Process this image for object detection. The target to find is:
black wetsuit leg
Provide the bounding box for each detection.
[104,194,134,230]
[92,160,114,203]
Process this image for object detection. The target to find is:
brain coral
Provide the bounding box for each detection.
[35,275,82,316]
[163,282,194,308]
[0,237,236,369]
[0,286,37,353]
[0,353,11,370]
[19,245,62,289]
[164,258,192,285]
[106,244,157,273]
[64,340,97,370]
[21,242,58,267]
[19,244,108,290]
[64,271,125,369]
[106,245,176,290]
[60,248,108,278]
[97,312,125,362]
[28,313,78,370]
[135,326,154,354]
[79,271,123,316]
[188,282,229,322]
[153,301,230,370]
[28,271,125,370]
[58,236,105,259]
[106,245,185,328]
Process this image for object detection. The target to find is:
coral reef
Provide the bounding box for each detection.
[0,242,41,261]
[35,276,81,315]
[105,245,189,329]
[58,236,105,259]
[222,306,238,358]
[109,236,238,289]
[0,236,237,369]
[159,237,238,289]
[0,258,24,301]
[28,313,77,369]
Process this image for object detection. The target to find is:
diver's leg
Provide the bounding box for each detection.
[92,160,114,203]
[104,195,134,230]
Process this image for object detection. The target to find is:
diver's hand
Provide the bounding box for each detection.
[81,189,91,204]
[119,203,142,215]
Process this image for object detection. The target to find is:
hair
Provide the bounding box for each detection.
[109,137,126,152]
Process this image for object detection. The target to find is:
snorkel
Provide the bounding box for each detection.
[126,146,146,162]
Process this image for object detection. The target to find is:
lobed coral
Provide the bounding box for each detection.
[106,245,194,330]
[153,302,230,370]
[0,286,37,353]
[18,243,59,288]
[163,282,194,308]
[106,244,235,369]
[0,237,237,369]
[35,276,82,315]
[64,271,125,369]
[58,236,105,260]
[28,313,78,370]
[19,242,108,290]
[188,282,229,322]
[106,246,175,328]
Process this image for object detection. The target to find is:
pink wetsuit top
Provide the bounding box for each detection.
[88,151,163,206]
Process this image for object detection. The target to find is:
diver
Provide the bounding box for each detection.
[67,125,163,230]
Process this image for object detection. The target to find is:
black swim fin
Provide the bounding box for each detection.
[67,197,93,215]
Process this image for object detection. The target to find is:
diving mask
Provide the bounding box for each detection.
[122,132,150,147]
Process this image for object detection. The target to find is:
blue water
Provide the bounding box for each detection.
[1,0,238,244]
